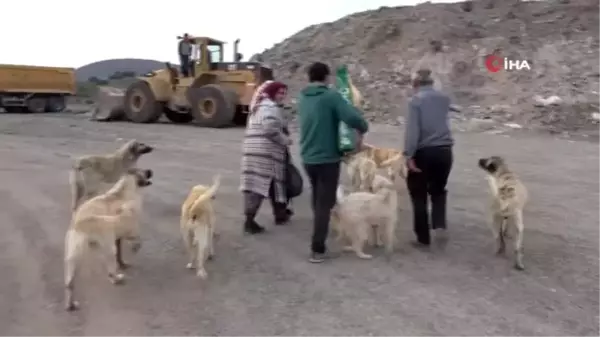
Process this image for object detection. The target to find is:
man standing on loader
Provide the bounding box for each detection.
[178,33,192,77]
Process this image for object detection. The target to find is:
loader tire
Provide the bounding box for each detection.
[164,107,193,124]
[187,84,237,128]
[124,81,163,123]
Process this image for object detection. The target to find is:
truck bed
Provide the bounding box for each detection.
[0,64,76,95]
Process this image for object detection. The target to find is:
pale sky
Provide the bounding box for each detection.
[0,0,460,68]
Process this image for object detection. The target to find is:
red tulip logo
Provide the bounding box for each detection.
[485,55,503,73]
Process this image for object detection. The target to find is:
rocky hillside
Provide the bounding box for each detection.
[252,0,599,135]
[75,58,164,82]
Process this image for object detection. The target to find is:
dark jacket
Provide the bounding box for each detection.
[297,84,369,165]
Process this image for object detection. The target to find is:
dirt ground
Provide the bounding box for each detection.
[0,113,597,336]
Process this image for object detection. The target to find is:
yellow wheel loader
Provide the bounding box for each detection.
[92,36,273,128]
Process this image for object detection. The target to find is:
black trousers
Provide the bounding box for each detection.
[303,162,340,254]
[406,146,453,245]
[243,181,287,220]
[179,54,190,77]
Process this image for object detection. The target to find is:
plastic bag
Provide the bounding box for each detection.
[335,65,361,154]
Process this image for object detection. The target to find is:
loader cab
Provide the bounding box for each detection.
[188,37,224,73]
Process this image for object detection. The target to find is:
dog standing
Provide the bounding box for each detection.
[180,175,220,279]
[331,174,398,259]
[345,156,377,192]
[344,144,407,192]
[478,156,528,270]
[69,140,153,268]
[64,168,153,311]
[69,139,153,212]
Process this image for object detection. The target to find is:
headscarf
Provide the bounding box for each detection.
[249,80,287,113]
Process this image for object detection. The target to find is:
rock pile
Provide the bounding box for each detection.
[252,0,599,136]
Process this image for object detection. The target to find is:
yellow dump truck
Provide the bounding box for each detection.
[0,64,76,113]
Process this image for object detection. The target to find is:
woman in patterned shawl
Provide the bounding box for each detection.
[240,81,291,234]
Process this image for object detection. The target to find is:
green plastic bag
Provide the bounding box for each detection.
[335,65,358,153]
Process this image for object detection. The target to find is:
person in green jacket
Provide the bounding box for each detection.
[297,62,369,263]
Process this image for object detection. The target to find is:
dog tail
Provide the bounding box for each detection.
[190,175,221,215]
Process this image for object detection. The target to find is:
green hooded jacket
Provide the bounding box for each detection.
[297,84,369,164]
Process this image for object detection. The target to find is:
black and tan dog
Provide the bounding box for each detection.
[478,156,528,270]
[69,140,153,268]
[69,139,153,211]
[64,168,153,311]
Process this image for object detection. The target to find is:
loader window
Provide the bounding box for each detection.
[192,44,202,63]
[207,45,222,63]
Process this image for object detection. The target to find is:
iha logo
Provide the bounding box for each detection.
[485,55,531,73]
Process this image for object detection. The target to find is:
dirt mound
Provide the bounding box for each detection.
[252,0,599,135]
[76,59,165,82]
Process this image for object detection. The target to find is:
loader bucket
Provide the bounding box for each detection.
[90,86,127,121]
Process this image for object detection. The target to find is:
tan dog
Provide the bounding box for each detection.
[361,143,403,167]
[331,174,398,259]
[69,140,153,267]
[478,156,528,270]
[69,139,153,212]
[379,153,408,186]
[64,168,153,311]
[180,175,220,279]
[344,144,407,191]
[346,156,377,192]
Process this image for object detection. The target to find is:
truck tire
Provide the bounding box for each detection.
[187,84,237,128]
[26,97,47,113]
[46,96,66,112]
[164,107,193,124]
[123,81,163,123]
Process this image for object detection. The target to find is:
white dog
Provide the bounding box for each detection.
[331,174,398,259]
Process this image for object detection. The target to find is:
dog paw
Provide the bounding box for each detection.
[186,262,195,269]
[65,300,80,311]
[342,246,354,252]
[514,262,525,271]
[357,253,373,259]
[196,269,208,279]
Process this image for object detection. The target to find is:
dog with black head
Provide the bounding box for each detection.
[478,156,528,271]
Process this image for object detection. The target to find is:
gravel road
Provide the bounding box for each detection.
[0,113,597,336]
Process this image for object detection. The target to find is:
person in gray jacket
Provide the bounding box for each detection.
[403,69,454,248]
[178,33,192,77]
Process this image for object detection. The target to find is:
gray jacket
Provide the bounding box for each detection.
[178,40,192,56]
[403,85,454,159]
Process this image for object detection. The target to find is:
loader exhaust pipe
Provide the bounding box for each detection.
[234,39,241,62]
